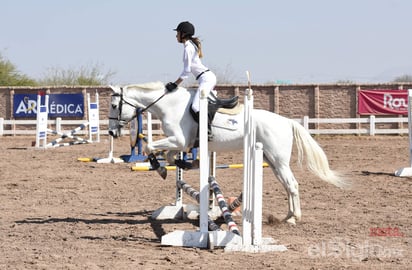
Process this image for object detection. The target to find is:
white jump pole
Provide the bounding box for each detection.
[160,89,210,247]
[35,93,49,148]
[198,88,210,234]
[87,91,100,143]
[225,71,287,253]
[96,136,124,163]
[395,89,412,177]
[242,86,254,246]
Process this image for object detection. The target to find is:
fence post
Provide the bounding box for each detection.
[0,118,3,136]
[303,115,309,130]
[56,117,62,133]
[369,115,375,136]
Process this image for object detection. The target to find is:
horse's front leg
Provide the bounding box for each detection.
[144,136,186,154]
[146,137,195,170]
[144,136,188,179]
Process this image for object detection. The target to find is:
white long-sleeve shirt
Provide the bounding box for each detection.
[179,40,209,80]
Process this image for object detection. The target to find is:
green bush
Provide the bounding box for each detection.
[0,53,37,86]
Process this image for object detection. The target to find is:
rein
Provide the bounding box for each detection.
[140,92,167,113]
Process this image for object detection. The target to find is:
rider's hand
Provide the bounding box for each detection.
[166,82,178,92]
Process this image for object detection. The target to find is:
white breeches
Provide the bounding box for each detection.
[191,72,217,113]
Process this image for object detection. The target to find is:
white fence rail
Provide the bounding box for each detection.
[0,118,163,136]
[297,115,408,135]
[0,115,409,136]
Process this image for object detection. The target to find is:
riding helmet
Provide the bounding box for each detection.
[174,21,195,36]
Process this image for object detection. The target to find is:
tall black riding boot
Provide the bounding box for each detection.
[207,118,213,141]
[193,111,213,141]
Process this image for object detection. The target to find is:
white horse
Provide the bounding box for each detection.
[108,81,348,224]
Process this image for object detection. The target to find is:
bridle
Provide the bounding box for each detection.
[109,87,168,127]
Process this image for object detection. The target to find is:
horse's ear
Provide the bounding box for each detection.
[109,85,121,94]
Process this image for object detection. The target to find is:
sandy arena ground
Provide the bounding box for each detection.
[0,135,411,269]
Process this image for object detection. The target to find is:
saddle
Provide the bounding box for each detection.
[208,92,239,118]
[177,92,239,169]
[189,92,239,123]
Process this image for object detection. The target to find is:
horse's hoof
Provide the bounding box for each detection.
[157,166,167,180]
[284,217,296,225]
[174,159,193,170]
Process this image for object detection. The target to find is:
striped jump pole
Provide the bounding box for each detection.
[209,176,240,235]
[228,192,243,212]
[46,124,91,147]
[175,179,221,232]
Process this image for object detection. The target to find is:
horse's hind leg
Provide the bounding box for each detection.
[272,164,302,225]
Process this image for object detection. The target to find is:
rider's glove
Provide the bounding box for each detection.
[166,82,178,92]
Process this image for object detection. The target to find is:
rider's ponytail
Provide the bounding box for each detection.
[190,37,203,58]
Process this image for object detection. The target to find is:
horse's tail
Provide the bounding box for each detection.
[291,120,350,189]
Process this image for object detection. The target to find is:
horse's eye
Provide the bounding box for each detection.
[112,104,117,109]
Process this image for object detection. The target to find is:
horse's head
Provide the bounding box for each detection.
[108,85,138,137]
[109,81,174,137]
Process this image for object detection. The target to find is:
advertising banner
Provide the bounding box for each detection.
[13,93,84,118]
[358,89,408,115]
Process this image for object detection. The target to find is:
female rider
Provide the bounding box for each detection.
[165,21,216,139]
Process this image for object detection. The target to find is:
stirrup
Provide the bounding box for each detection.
[208,130,213,141]
[208,125,213,141]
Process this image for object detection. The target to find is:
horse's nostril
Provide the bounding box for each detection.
[108,130,116,137]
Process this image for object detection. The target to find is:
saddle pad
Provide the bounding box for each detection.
[211,117,240,131]
[217,103,243,115]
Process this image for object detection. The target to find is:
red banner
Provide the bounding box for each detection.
[358,89,408,115]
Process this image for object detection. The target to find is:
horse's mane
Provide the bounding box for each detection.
[127,81,164,90]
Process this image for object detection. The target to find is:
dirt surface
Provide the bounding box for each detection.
[0,135,411,270]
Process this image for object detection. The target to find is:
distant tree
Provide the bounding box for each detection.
[39,63,116,86]
[0,53,37,86]
[392,74,412,83]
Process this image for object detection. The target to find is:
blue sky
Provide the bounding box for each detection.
[1,0,411,84]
